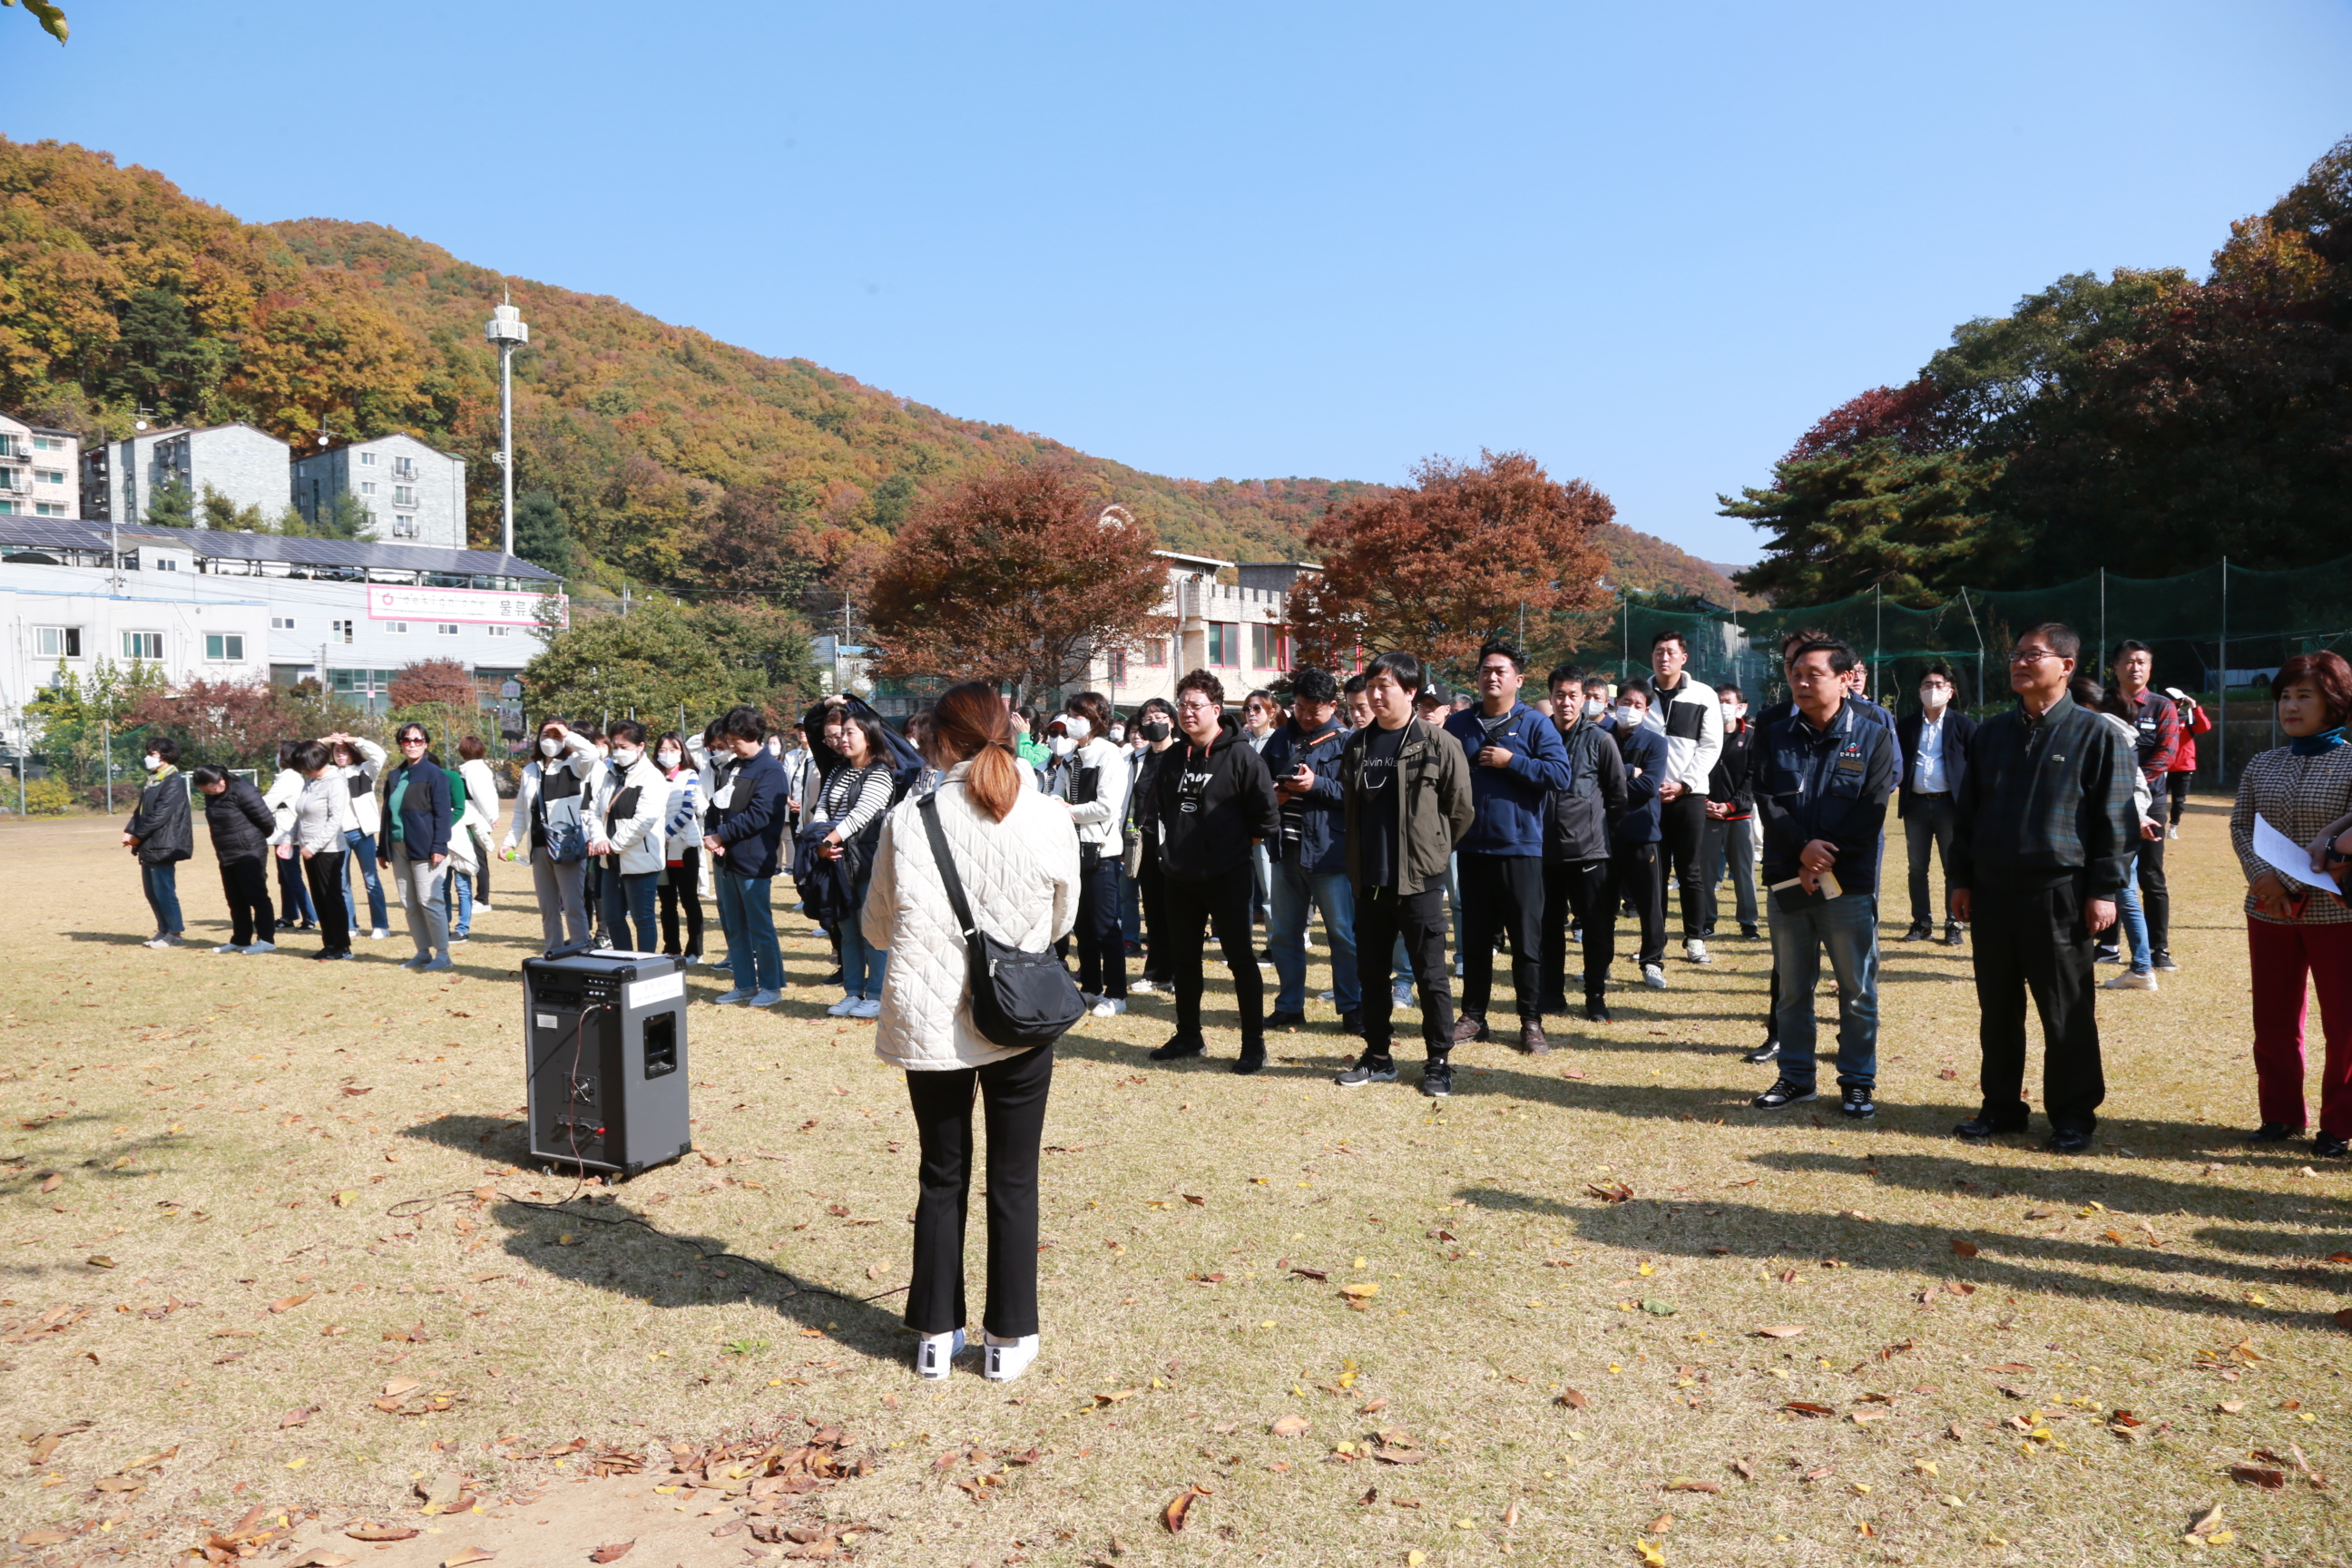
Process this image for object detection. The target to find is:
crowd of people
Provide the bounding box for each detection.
[112,625,2352,1378]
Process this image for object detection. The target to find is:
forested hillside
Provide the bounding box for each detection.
[0,135,1732,608]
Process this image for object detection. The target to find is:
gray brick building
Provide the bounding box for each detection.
[81,423,291,526]
[291,434,468,549]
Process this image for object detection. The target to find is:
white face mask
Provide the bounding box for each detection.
[1720,703,1741,726]
[539,738,562,757]
[658,750,681,769]
[1107,726,1126,744]
[1048,735,1076,758]
[1922,686,1951,710]
[143,754,162,770]
[1614,705,1641,729]
[1582,698,1607,720]
[612,746,642,768]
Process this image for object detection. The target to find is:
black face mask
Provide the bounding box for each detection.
[1139,721,1171,743]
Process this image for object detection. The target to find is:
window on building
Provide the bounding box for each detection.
[359,481,377,496]
[34,626,82,659]
[485,623,512,638]
[270,616,297,631]
[1106,649,1128,684]
[392,514,418,538]
[122,631,163,661]
[32,436,64,453]
[392,485,416,506]
[152,554,178,570]
[34,469,64,485]
[331,619,354,644]
[34,503,65,517]
[204,632,245,662]
[359,451,377,466]
[1207,622,1241,667]
[392,458,417,480]
[437,623,459,636]
[0,499,19,515]
[385,622,409,635]
[1141,638,1168,667]
[1250,623,1291,671]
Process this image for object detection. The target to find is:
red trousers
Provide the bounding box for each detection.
[2249,917,2352,1136]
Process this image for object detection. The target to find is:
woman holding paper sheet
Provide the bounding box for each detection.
[2230,651,2352,1153]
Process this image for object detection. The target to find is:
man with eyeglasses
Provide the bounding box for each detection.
[1146,671,1282,1073]
[1949,622,2136,1154]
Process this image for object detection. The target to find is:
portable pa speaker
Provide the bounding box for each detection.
[520,950,691,1179]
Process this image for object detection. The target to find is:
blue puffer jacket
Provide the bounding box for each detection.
[1259,718,1349,876]
[1442,701,1573,857]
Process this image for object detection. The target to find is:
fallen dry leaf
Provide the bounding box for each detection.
[1359,1396,1389,1414]
[1782,1402,1836,1418]
[1340,1281,1379,1298]
[2230,1465,2286,1490]
[346,1525,419,1543]
[1270,1416,1310,1437]
[270,1292,313,1313]
[442,1553,496,1568]
[1163,1485,1203,1533]
[588,1544,634,1563]
[279,1406,314,1428]
[1557,1387,1590,1409]
[1664,1477,1722,1494]
[1951,1240,1980,1258]
[1751,1325,1807,1339]
[287,1553,356,1568]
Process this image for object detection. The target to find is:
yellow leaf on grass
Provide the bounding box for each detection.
[333,1191,358,1208]
[1341,1281,1380,1298]
[1635,1539,1667,1567]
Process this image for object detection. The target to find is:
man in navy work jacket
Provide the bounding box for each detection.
[1750,637,1896,1120]
[703,702,791,1007]
[1443,639,1573,1054]
[1260,666,1358,1034]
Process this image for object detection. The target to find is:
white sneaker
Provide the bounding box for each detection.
[475,901,495,912]
[916,1328,965,1380]
[241,941,276,955]
[710,987,753,1006]
[827,995,860,1017]
[369,926,392,940]
[850,997,882,1019]
[749,989,784,1008]
[1392,980,1414,1010]
[1642,963,1669,991]
[984,1332,1039,1383]
[212,943,244,955]
[1091,997,1125,1017]
[1685,938,1710,965]
[2104,970,2159,991]
[1130,978,1157,995]
[1318,990,1336,1003]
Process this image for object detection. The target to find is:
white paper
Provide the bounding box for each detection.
[2255,813,2323,890]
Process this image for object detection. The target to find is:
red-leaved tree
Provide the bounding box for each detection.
[867,460,1172,701]
[1289,451,1614,672]
[387,659,479,711]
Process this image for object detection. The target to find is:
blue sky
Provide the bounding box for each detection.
[6,1,2349,564]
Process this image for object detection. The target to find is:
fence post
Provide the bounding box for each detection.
[2098,567,2106,681]
[2218,556,2229,790]
[103,718,113,815]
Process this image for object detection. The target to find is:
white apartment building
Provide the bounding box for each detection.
[0,414,81,518]
[81,422,291,526]
[1080,553,1318,711]
[290,433,469,548]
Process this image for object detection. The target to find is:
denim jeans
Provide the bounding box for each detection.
[1269,859,1358,1014]
[446,866,474,937]
[838,871,888,999]
[1769,892,1880,1090]
[342,828,388,930]
[714,868,783,992]
[1700,814,1758,932]
[141,860,183,936]
[2115,858,2152,975]
[600,867,660,953]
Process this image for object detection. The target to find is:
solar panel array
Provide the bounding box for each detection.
[0,517,561,583]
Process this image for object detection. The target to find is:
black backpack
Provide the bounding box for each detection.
[916,793,1084,1050]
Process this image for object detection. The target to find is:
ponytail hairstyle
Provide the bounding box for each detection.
[927,681,1023,823]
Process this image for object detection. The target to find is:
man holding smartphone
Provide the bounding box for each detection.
[1261,668,1358,1033]
[1750,638,1895,1117]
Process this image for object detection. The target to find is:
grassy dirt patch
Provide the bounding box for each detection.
[1,799,2347,1565]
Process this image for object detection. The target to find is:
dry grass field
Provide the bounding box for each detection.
[2,798,2348,1568]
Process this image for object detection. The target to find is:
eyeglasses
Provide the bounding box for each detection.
[1176,700,1220,713]
[2008,647,2059,665]
[397,736,427,747]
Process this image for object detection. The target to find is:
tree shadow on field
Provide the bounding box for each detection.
[1453,1179,2337,1331]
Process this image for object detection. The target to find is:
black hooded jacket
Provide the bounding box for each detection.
[1150,716,1280,882]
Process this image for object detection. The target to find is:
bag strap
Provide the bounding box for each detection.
[916,793,981,943]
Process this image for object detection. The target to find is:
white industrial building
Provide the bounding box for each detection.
[81,422,292,526]
[291,433,468,547]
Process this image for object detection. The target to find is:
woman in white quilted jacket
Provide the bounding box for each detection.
[863,681,1079,1384]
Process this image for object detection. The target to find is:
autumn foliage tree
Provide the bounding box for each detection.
[1288,451,1613,673]
[387,659,479,712]
[867,460,1172,701]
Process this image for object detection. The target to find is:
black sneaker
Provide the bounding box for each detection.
[1231,1046,1267,1076]
[1741,1038,1780,1064]
[2318,1132,2351,1159]
[2151,951,2179,973]
[1584,995,1612,1024]
[1944,924,1966,946]
[1418,1062,1454,1099]
[1898,925,1933,943]
[1740,924,1760,941]
[1537,994,1571,1015]
[1149,1035,1206,1062]
[1955,1108,2030,1140]
[1751,1078,1818,1110]
[1338,1009,1363,1036]
[1335,1054,1397,1088]
[2247,1122,2303,1143]
[2048,1126,2093,1155]
[2092,945,2120,965]
[1265,1010,1307,1031]
[1840,1084,1877,1119]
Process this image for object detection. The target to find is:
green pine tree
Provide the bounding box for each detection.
[142,478,195,528]
[309,490,377,542]
[1720,441,2014,608]
[512,490,572,573]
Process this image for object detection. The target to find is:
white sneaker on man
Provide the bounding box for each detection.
[827,995,861,1017]
[915,1328,965,1380]
[211,943,244,955]
[1685,938,1710,965]
[2104,970,2159,991]
[368,926,392,940]
[1090,997,1125,1017]
[1392,979,1414,1010]
[1130,977,1156,994]
[849,997,883,1019]
[241,941,277,955]
[984,1332,1039,1382]
[1642,963,1669,990]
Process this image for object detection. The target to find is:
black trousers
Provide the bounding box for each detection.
[1138,845,1171,984]
[1603,840,1668,967]
[658,850,704,956]
[1353,883,1455,1058]
[1542,858,1614,1004]
[219,855,275,946]
[2166,772,2192,826]
[1073,855,1126,1000]
[2135,832,2169,956]
[1164,867,1262,1048]
[1459,853,1544,1022]
[1973,877,2104,1132]
[303,848,350,953]
[1660,791,1709,939]
[1904,794,1959,929]
[902,1042,1054,1339]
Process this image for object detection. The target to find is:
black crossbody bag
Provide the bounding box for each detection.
[916,794,1085,1049]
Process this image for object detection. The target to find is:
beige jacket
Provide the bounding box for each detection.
[864,762,1079,1071]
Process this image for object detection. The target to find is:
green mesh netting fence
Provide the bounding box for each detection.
[1595,558,2352,789]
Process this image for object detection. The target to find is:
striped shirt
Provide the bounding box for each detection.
[2231,745,2352,926]
[813,764,895,842]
